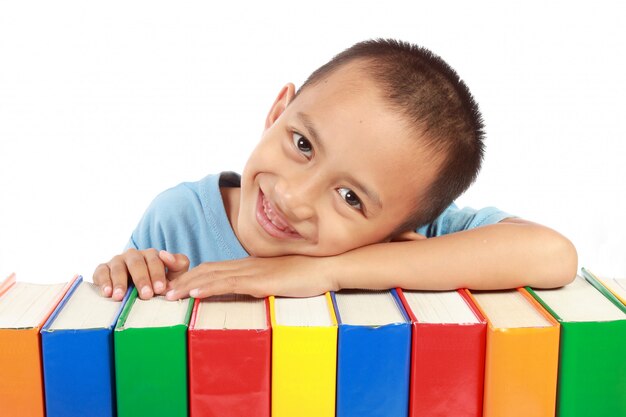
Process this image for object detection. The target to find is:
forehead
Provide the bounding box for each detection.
[287,63,441,214]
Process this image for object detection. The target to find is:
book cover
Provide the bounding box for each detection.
[114,288,193,417]
[188,295,271,417]
[41,276,131,417]
[528,274,626,417]
[332,289,411,417]
[270,293,338,417]
[0,273,75,417]
[582,267,626,307]
[468,288,560,417]
[398,288,486,417]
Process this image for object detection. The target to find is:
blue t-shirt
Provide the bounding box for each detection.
[126,172,512,268]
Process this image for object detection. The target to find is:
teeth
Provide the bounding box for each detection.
[263,195,296,233]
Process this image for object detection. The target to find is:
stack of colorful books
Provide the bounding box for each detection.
[0,268,624,417]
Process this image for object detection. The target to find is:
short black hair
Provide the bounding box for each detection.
[297,39,485,235]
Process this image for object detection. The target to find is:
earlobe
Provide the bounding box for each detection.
[265,83,296,129]
[389,230,428,243]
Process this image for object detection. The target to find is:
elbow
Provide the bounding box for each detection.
[536,231,578,289]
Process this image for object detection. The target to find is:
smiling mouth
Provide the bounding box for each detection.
[256,190,303,239]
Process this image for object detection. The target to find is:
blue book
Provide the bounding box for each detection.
[331,289,411,417]
[41,277,130,417]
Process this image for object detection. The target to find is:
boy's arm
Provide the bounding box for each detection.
[166,217,578,299]
[333,217,577,291]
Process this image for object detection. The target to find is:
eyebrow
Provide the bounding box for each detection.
[297,112,325,155]
[344,173,383,213]
[296,112,383,212]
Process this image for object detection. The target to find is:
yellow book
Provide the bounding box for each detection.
[270,293,337,417]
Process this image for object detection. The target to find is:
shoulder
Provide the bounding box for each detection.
[416,203,515,237]
[126,174,221,250]
[146,174,221,219]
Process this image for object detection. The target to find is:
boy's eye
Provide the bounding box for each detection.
[337,187,363,211]
[292,132,313,158]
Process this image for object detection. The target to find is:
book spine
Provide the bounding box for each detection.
[272,325,337,417]
[42,328,115,417]
[336,323,410,417]
[482,325,559,417]
[115,325,189,417]
[410,322,485,417]
[0,328,46,417]
[189,328,271,417]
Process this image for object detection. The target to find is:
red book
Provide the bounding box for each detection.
[188,295,271,417]
[397,289,487,417]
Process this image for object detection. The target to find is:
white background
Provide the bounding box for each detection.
[1,1,624,284]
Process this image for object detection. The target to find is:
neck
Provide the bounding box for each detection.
[220,186,241,240]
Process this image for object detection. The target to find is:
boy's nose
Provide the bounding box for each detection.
[273,177,316,222]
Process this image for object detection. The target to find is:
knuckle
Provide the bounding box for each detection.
[142,248,159,259]
[93,264,109,282]
[126,256,146,269]
[109,262,125,275]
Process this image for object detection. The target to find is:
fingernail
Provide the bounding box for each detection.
[166,289,176,300]
[113,287,124,299]
[160,250,176,263]
[141,286,153,298]
[103,285,112,296]
[189,288,200,298]
[154,281,164,293]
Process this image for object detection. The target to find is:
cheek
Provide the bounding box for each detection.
[316,220,385,255]
[244,134,287,174]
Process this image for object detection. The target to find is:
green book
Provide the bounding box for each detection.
[527,274,626,417]
[114,288,193,417]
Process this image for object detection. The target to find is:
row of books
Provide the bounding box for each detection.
[0,269,625,417]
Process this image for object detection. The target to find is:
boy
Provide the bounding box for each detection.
[93,39,577,301]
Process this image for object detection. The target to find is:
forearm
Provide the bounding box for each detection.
[331,220,578,291]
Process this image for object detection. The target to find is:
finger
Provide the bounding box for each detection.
[108,255,130,301]
[93,263,113,297]
[124,249,153,300]
[165,267,221,300]
[143,249,167,295]
[164,260,249,300]
[189,275,269,299]
[159,250,190,282]
[164,268,203,300]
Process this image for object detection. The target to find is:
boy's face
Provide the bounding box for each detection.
[235,62,439,257]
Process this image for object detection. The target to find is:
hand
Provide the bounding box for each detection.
[93,248,190,301]
[165,255,338,300]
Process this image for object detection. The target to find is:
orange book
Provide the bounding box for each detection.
[0,273,74,417]
[468,288,560,417]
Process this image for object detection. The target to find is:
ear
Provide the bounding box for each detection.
[265,83,296,130]
[389,230,427,243]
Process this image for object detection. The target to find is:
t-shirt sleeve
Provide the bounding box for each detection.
[122,184,202,253]
[416,203,515,238]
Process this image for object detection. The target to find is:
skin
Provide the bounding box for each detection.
[93,62,578,301]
